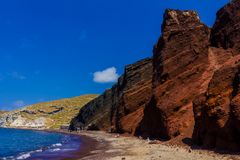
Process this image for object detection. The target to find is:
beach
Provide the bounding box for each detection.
[56,130,240,160]
[2,128,240,160]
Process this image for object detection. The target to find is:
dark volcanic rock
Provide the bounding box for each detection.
[70,89,113,131]
[211,0,240,51]
[21,110,37,115]
[136,9,210,140]
[70,58,153,134]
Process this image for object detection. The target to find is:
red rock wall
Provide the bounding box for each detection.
[111,58,153,134]
[136,9,211,140]
[193,62,240,150]
[192,0,240,150]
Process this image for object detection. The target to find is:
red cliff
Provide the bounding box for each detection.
[193,0,240,150]
[136,9,210,140]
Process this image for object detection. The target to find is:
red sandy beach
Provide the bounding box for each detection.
[50,130,240,160]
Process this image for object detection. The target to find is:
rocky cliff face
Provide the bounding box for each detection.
[137,1,240,150]
[136,9,211,140]
[70,89,113,131]
[192,0,240,150]
[70,0,240,151]
[70,58,153,135]
[193,63,240,150]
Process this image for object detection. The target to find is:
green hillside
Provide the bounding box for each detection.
[0,94,98,129]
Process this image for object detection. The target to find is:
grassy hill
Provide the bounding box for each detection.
[0,94,98,129]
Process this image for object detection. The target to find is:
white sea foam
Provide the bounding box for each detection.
[2,156,14,160]
[16,153,31,160]
[35,149,43,153]
[52,143,62,147]
[61,148,75,151]
[50,148,61,152]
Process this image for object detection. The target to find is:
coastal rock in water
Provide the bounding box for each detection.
[70,58,153,134]
[136,9,210,140]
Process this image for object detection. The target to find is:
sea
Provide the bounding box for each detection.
[0,128,82,160]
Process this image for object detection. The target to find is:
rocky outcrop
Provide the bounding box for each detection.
[70,58,153,134]
[136,9,211,140]
[192,0,240,150]
[0,111,47,128]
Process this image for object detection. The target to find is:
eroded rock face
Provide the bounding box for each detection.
[136,9,210,140]
[192,0,240,150]
[193,63,240,150]
[70,58,153,134]
[111,58,153,134]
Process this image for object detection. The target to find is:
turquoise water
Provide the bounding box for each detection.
[0,128,81,160]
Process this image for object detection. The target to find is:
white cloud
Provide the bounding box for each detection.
[12,100,25,108]
[8,72,26,80]
[93,67,119,83]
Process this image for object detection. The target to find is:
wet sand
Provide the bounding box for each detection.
[57,131,108,160]
[34,129,106,160]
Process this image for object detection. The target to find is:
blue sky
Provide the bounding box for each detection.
[0,0,228,110]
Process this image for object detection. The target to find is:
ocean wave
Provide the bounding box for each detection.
[14,143,63,159]
[1,148,43,160]
[0,133,80,160]
[16,153,31,160]
[61,148,75,151]
[49,148,61,152]
[52,143,62,147]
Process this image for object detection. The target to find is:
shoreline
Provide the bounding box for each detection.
[0,127,105,160]
[45,129,109,160]
[1,127,240,160]
[50,130,240,160]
